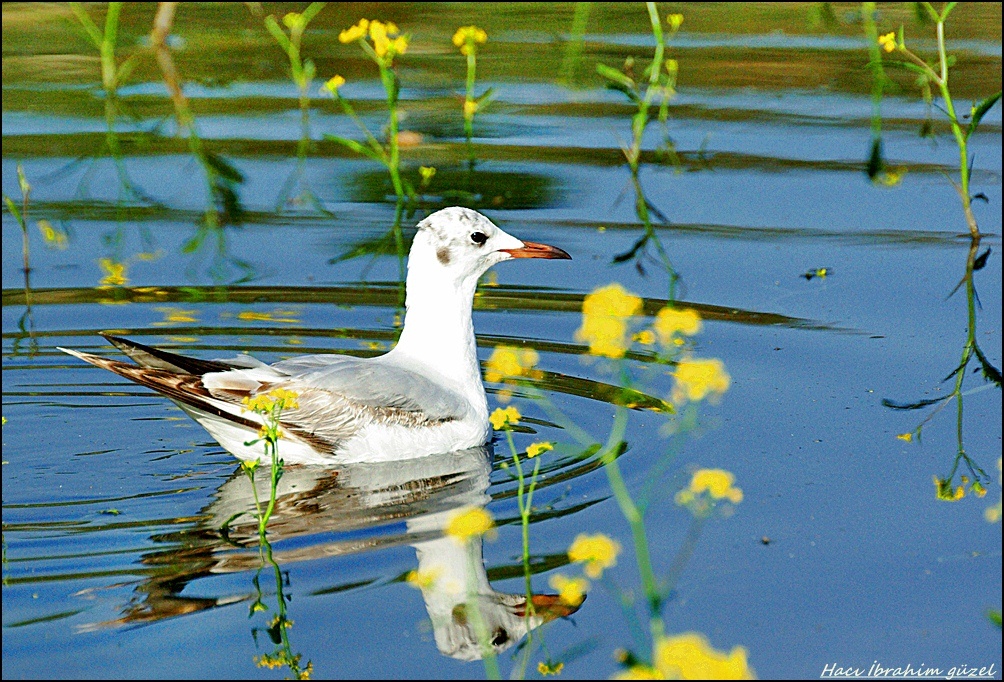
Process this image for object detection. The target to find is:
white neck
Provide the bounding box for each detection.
[389,267,487,417]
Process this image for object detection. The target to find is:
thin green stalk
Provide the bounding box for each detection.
[465,548,501,679]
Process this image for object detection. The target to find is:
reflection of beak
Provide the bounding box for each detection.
[516,593,585,622]
[501,241,572,260]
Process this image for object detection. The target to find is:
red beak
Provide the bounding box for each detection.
[501,240,571,260]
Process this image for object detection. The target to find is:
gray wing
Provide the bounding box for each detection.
[270,354,468,421]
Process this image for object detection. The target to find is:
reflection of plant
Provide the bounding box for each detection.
[250,538,313,680]
[878,2,1000,237]
[885,239,999,502]
[596,4,682,296]
[2,164,37,356]
[265,3,332,213]
[453,25,492,162]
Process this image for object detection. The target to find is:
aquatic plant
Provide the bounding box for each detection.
[453,25,492,162]
[239,388,300,538]
[879,2,1000,237]
[325,19,410,202]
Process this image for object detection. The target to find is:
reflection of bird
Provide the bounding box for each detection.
[61,208,569,464]
[79,447,581,662]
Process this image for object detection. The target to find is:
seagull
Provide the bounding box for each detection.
[61,207,570,465]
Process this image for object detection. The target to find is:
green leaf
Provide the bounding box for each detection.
[973,341,1002,388]
[866,137,884,180]
[69,2,104,50]
[596,63,635,90]
[323,134,385,163]
[920,2,940,23]
[966,90,1001,140]
[881,396,949,410]
[475,87,495,105]
[3,195,23,228]
[940,2,957,22]
[302,1,326,24]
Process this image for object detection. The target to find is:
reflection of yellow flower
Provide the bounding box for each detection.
[671,358,731,404]
[453,25,488,55]
[548,574,588,606]
[98,258,128,287]
[633,330,656,345]
[676,468,744,508]
[445,506,496,542]
[153,306,197,325]
[878,32,896,53]
[339,19,369,43]
[576,283,643,358]
[405,567,441,590]
[986,458,1002,523]
[37,220,67,249]
[489,405,521,430]
[934,476,964,501]
[896,432,913,442]
[655,632,754,680]
[538,661,564,676]
[526,441,553,458]
[568,533,621,579]
[485,345,541,383]
[653,307,701,343]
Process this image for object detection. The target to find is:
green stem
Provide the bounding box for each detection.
[379,66,404,200]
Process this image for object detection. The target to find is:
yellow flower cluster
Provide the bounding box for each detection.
[548,573,588,606]
[526,441,553,458]
[322,74,345,96]
[242,388,301,414]
[538,661,564,676]
[98,258,128,288]
[568,532,620,579]
[878,31,896,53]
[576,283,643,358]
[453,25,487,55]
[676,468,744,509]
[339,19,408,61]
[485,345,542,383]
[489,405,521,430]
[934,476,966,501]
[671,358,731,404]
[654,306,702,344]
[444,506,496,542]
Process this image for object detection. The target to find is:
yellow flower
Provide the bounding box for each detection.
[37,220,67,249]
[576,283,643,358]
[368,20,406,59]
[568,533,621,579]
[98,258,128,287]
[489,405,521,430]
[242,388,301,414]
[613,666,663,680]
[671,358,730,404]
[654,632,754,679]
[339,18,369,43]
[653,307,702,343]
[419,166,436,184]
[538,661,564,676]
[485,345,540,383]
[322,75,345,96]
[878,31,896,53]
[676,468,744,508]
[282,12,305,31]
[405,567,441,590]
[463,99,478,118]
[633,329,656,345]
[445,506,496,542]
[896,432,913,442]
[548,573,588,606]
[453,25,488,55]
[667,14,684,31]
[526,441,554,458]
[934,476,964,501]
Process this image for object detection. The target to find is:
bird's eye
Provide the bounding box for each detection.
[470,232,488,246]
